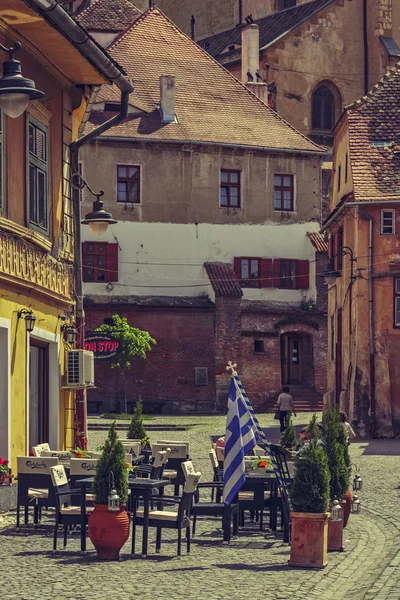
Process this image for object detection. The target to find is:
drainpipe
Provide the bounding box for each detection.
[357,208,376,437]
[363,0,369,94]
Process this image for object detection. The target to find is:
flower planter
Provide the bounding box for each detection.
[88,503,130,560]
[328,516,343,552]
[340,489,352,528]
[289,512,329,569]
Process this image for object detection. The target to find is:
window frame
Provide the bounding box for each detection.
[380,209,395,235]
[274,173,295,212]
[27,114,49,233]
[312,85,335,132]
[116,164,141,204]
[194,367,208,386]
[239,257,261,288]
[83,242,108,282]
[394,278,400,328]
[220,169,241,208]
[254,340,265,353]
[278,259,297,289]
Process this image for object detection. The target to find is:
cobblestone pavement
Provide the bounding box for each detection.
[1,413,399,600]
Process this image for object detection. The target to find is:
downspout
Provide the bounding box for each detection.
[357,208,376,437]
[363,0,369,94]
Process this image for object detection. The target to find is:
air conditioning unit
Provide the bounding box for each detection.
[66,350,95,388]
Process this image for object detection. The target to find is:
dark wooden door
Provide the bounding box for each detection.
[281,335,303,385]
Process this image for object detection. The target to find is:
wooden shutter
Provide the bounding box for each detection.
[297,260,310,289]
[82,242,89,282]
[260,259,273,288]
[107,243,119,282]
[328,235,334,260]
[272,259,281,288]
[233,257,242,283]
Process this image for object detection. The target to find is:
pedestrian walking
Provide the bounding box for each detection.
[339,411,356,442]
[277,386,296,433]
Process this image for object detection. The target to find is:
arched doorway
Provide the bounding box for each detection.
[280,332,314,386]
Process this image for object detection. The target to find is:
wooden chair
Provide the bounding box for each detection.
[132,472,201,556]
[49,465,93,550]
[16,456,59,527]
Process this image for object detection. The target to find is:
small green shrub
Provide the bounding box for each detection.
[127,397,146,440]
[93,422,128,505]
[280,418,297,449]
[321,409,350,501]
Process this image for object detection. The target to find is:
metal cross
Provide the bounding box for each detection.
[226,361,237,375]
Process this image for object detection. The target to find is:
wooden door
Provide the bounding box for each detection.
[281,334,303,385]
[29,340,49,448]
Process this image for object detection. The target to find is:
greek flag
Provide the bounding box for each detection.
[223,376,257,505]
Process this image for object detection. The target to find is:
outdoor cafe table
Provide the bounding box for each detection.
[244,470,279,531]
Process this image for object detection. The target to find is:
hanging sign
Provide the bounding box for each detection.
[84,333,122,360]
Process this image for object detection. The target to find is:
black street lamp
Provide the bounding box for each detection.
[18,309,36,333]
[321,246,357,286]
[0,42,44,119]
[72,173,117,236]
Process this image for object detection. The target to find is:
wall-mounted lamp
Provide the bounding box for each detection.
[0,42,44,118]
[18,309,36,333]
[320,246,357,286]
[63,326,77,345]
[72,172,117,237]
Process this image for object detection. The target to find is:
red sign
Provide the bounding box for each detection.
[84,333,122,360]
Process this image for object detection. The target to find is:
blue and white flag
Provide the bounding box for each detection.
[223,376,257,505]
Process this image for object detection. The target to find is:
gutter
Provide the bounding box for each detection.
[97,136,326,156]
[321,199,400,233]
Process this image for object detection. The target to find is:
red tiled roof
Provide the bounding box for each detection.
[89,9,323,152]
[204,263,243,298]
[346,65,400,201]
[77,0,141,32]
[307,232,328,252]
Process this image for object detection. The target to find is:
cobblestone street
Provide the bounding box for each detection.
[1,414,399,600]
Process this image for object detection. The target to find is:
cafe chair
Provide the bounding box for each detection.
[132,472,201,557]
[215,446,224,469]
[209,449,223,501]
[121,440,142,458]
[152,443,188,495]
[191,481,238,542]
[41,451,72,463]
[31,443,51,457]
[134,449,170,481]
[16,456,59,527]
[69,458,98,503]
[49,464,94,550]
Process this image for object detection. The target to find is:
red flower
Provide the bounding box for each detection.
[29,451,35,456]
[258,460,268,468]
[75,453,83,458]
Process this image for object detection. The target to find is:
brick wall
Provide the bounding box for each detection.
[85,305,216,414]
[316,250,328,312]
[214,295,242,410]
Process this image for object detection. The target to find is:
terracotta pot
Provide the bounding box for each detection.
[88,503,130,560]
[289,512,329,569]
[340,489,352,528]
[328,516,343,551]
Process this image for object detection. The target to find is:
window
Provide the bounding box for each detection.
[28,116,48,231]
[279,259,297,289]
[381,209,395,235]
[104,317,114,326]
[345,153,349,184]
[395,279,400,327]
[274,174,294,211]
[312,85,335,131]
[195,367,208,385]
[337,164,341,192]
[117,165,140,203]
[82,242,118,282]
[329,227,344,272]
[240,258,260,287]
[0,110,3,210]
[220,169,241,207]
[254,340,264,353]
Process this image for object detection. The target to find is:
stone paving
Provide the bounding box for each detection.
[0,413,399,600]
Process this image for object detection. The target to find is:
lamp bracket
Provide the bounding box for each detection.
[0,41,21,60]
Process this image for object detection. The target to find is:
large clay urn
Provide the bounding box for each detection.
[88,503,130,560]
[289,512,329,569]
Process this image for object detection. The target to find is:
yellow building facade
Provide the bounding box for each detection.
[0,0,130,473]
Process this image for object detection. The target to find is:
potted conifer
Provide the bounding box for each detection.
[289,415,330,569]
[127,397,147,443]
[88,422,130,560]
[280,418,297,450]
[321,409,349,550]
[337,418,352,528]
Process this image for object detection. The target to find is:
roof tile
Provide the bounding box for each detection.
[204,262,243,298]
[77,0,141,32]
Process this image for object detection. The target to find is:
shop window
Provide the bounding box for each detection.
[381,209,395,235]
[82,242,118,282]
[28,115,48,231]
[254,340,265,353]
[117,165,141,203]
[394,279,400,327]
[195,367,208,385]
[220,169,241,208]
[274,174,294,211]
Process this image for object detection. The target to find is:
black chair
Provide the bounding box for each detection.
[16,456,59,527]
[49,465,93,550]
[208,449,223,502]
[269,444,293,484]
[191,482,238,542]
[132,472,201,556]
[134,449,170,480]
[238,478,267,531]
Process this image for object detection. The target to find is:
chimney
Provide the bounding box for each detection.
[241,23,259,84]
[159,76,176,123]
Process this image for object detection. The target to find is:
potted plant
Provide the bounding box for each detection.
[127,397,146,441]
[71,447,91,458]
[251,457,270,473]
[337,417,352,528]
[321,409,350,549]
[88,422,130,560]
[280,418,297,450]
[289,415,330,569]
[0,458,10,484]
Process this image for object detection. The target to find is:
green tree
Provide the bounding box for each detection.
[280,417,297,449]
[321,409,349,502]
[96,315,156,413]
[93,422,128,505]
[290,414,330,513]
[127,397,146,440]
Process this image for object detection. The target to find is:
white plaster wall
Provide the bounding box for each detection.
[89,31,118,48]
[83,221,319,302]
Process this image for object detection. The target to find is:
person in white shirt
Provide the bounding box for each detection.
[277,386,296,433]
[339,411,356,442]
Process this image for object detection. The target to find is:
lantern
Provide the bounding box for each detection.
[353,472,363,491]
[330,498,343,521]
[108,471,120,511]
[19,309,36,333]
[351,494,361,514]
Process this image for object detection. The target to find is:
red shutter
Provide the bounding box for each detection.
[297,260,310,289]
[260,258,273,287]
[107,243,119,282]
[82,242,89,282]
[233,257,242,284]
[272,259,281,288]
